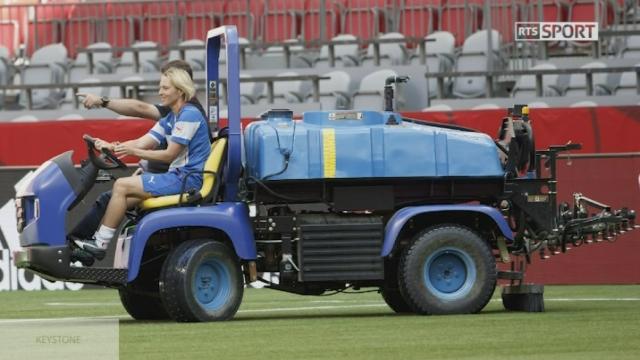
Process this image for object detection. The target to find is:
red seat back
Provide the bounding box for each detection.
[263,0,306,42]
[182,0,225,41]
[398,0,442,40]
[64,3,105,58]
[224,0,265,41]
[303,0,342,42]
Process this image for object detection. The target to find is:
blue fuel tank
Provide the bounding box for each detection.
[244,110,504,181]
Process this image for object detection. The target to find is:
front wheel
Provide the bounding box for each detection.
[159,239,244,322]
[398,225,496,315]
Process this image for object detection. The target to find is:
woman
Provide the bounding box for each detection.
[74,68,211,260]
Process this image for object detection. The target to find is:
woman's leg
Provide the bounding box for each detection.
[101,176,151,228]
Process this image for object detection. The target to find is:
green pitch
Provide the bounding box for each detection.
[0,285,638,360]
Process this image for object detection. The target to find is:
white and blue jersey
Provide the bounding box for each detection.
[142,103,211,196]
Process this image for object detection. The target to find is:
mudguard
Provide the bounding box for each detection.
[127,202,256,282]
[382,204,513,257]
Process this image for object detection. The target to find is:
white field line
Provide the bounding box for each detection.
[0,297,638,323]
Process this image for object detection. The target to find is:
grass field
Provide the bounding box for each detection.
[0,285,639,359]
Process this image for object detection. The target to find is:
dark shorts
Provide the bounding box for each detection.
[141,170,202,197]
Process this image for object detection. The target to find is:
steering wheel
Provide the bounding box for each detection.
[83,134,127,170]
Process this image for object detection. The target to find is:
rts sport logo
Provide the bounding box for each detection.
[515,22,598,41]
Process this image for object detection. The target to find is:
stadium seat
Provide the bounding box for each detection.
[308,70,353,110]
[411,31,456,98]
[105,2,144,51]
[526,0,570,21]
[181,0,224,42]
[169,39,206,71]
[613,68,640,95]
[257,71,310,105]
[19,43,68,110]
[238,74,266,105]
[527,101,550,108]
[224,0,264,41]
[398,0,441,40]
[569,100,598,107]
[141,2,180,46]
[621,35,640,59]
[64,3,105,59]
[351,69,400,110]
[562,61,610,96]
[440,0,484,46]
[340,0,392,41]
[70,42,113,84]
[488,0,521,43]
[422,104,453,111]
[115,41,160,75]
[452,29,504,98]
[512,63,563,97]
[361,32,409,66]
[262,0,305,43]
[26,4,70,56]
[471,103,500,110]
[314,34,361,68]
[303,0,342,42]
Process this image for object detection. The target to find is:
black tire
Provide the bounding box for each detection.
[398,225,496,315]
[159,239,244,322]
[381,258,413,313]
[119,248,169,320]
[119,288,169,320]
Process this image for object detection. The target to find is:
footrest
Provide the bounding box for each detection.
[68,267,128,285]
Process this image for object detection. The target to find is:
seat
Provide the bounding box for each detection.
[115,41,160,74]
[472,103,500,110]
[613,69,640,96]
[511,63,563,97]
[303,0,341,42]
[411,31,455,98]
[361,32,408,66]
[570,100,598,107]
[224,0,265,41]
[422,104,453,112]
[238,74,266,105]
[141,2,180,46]
[440,0,483,46]
[20,43,68,109]
[351,69,399,110]
[308,70,353,110]
[452,29,504,98]
[168,39,205,71]
[105,2,144,51]
[64,3,105,59]
[70,42,113,83]
[621,35,640,59]
[398,0,440,40]
[257,71,310,105]
[562,61,610,96]
[26,4,70,56]
[314,34,361,68]
[341,0,392,41]
[182,0,224,41]
[262,0,304,42]
[140,137,227,211]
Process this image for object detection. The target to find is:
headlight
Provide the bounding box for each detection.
[15,198,25,233]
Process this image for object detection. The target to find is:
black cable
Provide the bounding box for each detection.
[263,119,297,180]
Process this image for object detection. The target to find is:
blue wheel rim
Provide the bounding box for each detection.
[423,247,476,301]
[192,258,231,311]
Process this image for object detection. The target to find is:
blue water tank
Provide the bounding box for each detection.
[244,110,504,180]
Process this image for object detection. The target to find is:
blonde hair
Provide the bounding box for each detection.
[162,68,196,101]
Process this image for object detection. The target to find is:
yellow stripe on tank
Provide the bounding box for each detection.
[322,128,336,178]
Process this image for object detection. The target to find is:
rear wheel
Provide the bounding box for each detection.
[381,258,413,313]
[399,225,496,315]
[159,239,244,322]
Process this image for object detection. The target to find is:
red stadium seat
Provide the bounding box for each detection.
[262,0,306,42]
[224,0,265,41]
[303,0,342,42]
[440,0,484,46]
[340,0,392,41]
[0,5,28,50]
[398,0,440,40]
[141,2,180,46]
[64,3,105,59]
[0,20,19,58]
[529,0,570,22]
[105,2,144,51]
[488,1,521,43]
[26,4,71,56]
[182,0,225,41]
[570,0,616,25]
